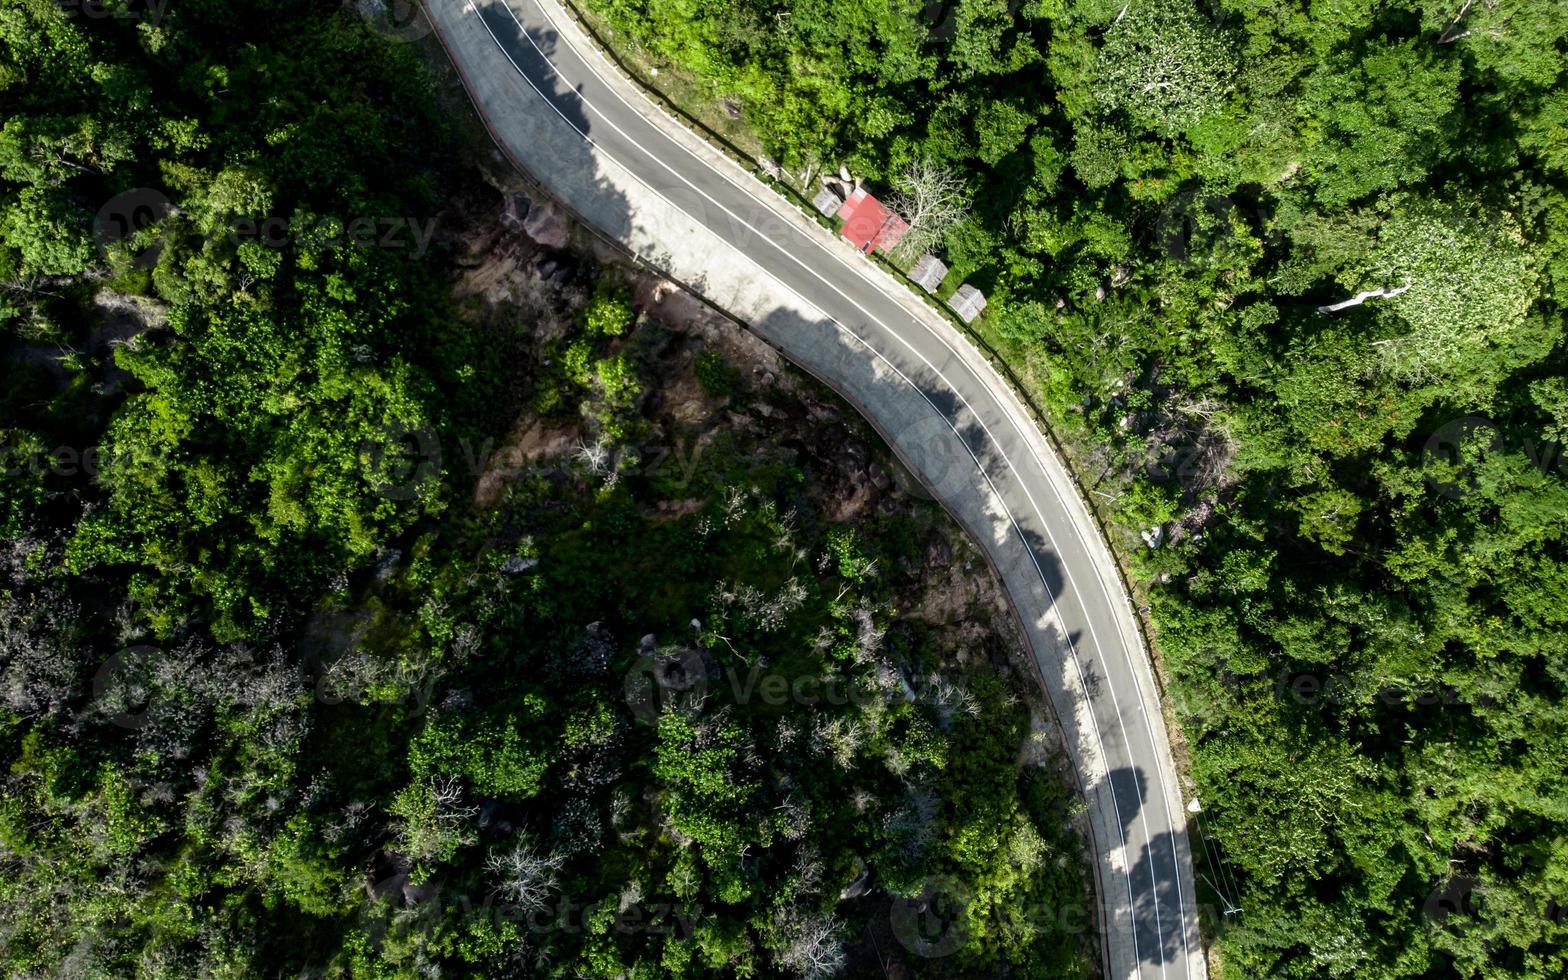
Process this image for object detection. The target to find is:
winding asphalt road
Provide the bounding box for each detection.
[422,0,1206,975]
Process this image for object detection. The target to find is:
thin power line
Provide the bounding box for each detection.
[1197,811,1240,907]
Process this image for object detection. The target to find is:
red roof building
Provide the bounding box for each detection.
[836,187,909,254]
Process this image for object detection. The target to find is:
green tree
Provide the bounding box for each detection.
[1300,40,1461,206]
[1354,196,1542,383]
[1093,0,1235,136]
[581,274,635,336]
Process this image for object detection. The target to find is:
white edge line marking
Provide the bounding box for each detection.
[519,12,1197,966]
[463,1,1188,971]
[469,3,1162,970]
[478,6,1183,968]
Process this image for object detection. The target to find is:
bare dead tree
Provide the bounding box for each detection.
[850,604,885,665]
[1436,0,1507,44]
[486,838,565,915]
[774,795,812,842]
[791,843,825,896]
[1172,395,1227,423]
[1317,282,1411,313]
[888,159,970,264]
[574,437,610,474]
[927,674,981,727]
[811,715,864,769]
[775,911,847,979]
[849,788,876,813]
[428,776,480,831]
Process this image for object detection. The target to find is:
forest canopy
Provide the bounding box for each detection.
[4,0,1568,976]
[573,0,1568,976]
[0,1,1092,976]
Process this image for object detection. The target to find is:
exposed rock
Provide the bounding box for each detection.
[552,622,615,680]
[402,877,442,907]
[440,688,475,712]
[500,555,539,576]
[366,870,407,902]
[473,419,582,508]
[373,548,403,583]
[523,200,568,248]
[500,191,532,233]
[827,481,876,523]
[839,864,871,900]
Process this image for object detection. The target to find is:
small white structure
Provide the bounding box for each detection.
[811,184,844,216]
[909,253,947,292]
[951,283,987,323]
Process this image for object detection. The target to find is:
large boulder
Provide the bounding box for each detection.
[523,199,568,248]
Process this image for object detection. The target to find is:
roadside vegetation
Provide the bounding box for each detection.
[574,0,1568,975]
[0,1,1091,976]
